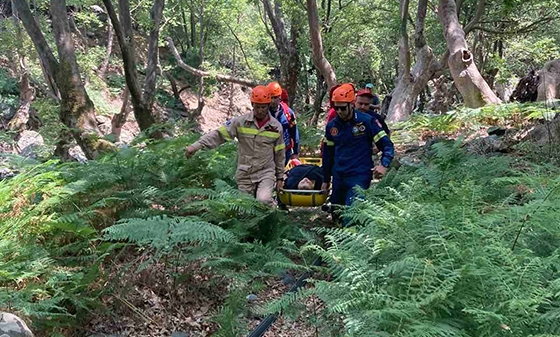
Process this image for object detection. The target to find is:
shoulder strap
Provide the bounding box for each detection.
[279,102,293,123]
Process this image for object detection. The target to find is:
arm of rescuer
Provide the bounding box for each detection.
[185,118,239,157]
[288,108,300,158]
[370,117,394,178]
[274,130,286,191]
[321,122,335,192]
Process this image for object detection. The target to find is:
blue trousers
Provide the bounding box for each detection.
[330,173,372,226]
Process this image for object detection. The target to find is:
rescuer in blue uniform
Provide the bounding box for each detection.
[267,82,300,165]
[321,83,394,225]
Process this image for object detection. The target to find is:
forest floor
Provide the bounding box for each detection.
[84,209,333,337]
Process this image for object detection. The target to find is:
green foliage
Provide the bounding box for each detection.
[31,98,63,151]
[296,142,560,336]
[0,137,309,334]
[0,69,19,98]
[298,123,324,154]
[393,103,553,140]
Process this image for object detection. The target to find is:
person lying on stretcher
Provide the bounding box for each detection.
[283,161,324,190]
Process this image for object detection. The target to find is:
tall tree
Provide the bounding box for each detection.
[387,0,438,122]
[261,0,300,106]
[13,0,112,159]
[102,0,164,138]
[7,0,34,131]
[438,0,501,107]
[306,0,336,89]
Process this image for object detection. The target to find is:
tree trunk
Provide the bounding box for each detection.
[387,0,437,122]
[310,74,326,126]
[102,0,161,137]
[68,13,88,51]
[285,22,300,107]
[190,1,196,47]
[14,0,111,159]
[261,0,300,105]
[8,0,34,131]
[50,0,108,159]
[111,87,131,142]
[180,4,190,49]
[8,66,34,131]
[537,59,560,108]
[142,0,165,110]
[438,0,501,108]
[306,0,336,88]
[195,1,205,118]
[12,0,59,99]
[98,20,114,78]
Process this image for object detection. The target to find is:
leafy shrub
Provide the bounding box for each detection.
[0,137,309,335]
[292,141,560,336]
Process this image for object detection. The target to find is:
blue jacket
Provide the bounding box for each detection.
[356,108,391,136]
[271,104,299,156]
[322,110,394,182]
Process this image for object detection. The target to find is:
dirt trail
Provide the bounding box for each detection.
[179,84,253,133]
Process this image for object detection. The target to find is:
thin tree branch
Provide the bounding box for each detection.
[167,38,258,87]
[223,20,253,71]
[463,0,485,35]
[256,0,276,45]
[471,16,560,35]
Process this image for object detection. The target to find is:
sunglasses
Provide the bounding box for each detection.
[334,105,348,112]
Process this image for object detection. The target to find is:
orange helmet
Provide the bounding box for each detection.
[332,83,356,103]
[266,82,282,97]
[251,85,272,104]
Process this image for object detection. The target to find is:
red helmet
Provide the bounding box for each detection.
[356,88,374,98]
[281,89,289,102]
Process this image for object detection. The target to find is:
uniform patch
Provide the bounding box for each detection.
[352,123,366,136]
[265,125,279,133]
[225,120,232,126]
[375,119,383,128]
[244,120,252,126]
[330,127,339,136]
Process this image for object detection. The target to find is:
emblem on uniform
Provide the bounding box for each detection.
[265,124,279,133]
[352,123,365,136]
[375,120,383,128]
[244,120,252,126]
[330,127,339,136]
[225,120,232,126]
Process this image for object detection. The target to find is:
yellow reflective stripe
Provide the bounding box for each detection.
[275,144,286,152]
[373,131,388,143]
[237,127,258,135]
[325,140,335,146]
[259,131,280,139]
[237,127,279,139]
[218,126,232,141]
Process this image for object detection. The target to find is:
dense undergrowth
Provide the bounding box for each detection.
[392,102,555,140]
[271,139,560,336]
[3,102,560,336]
[0,136,311,336]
